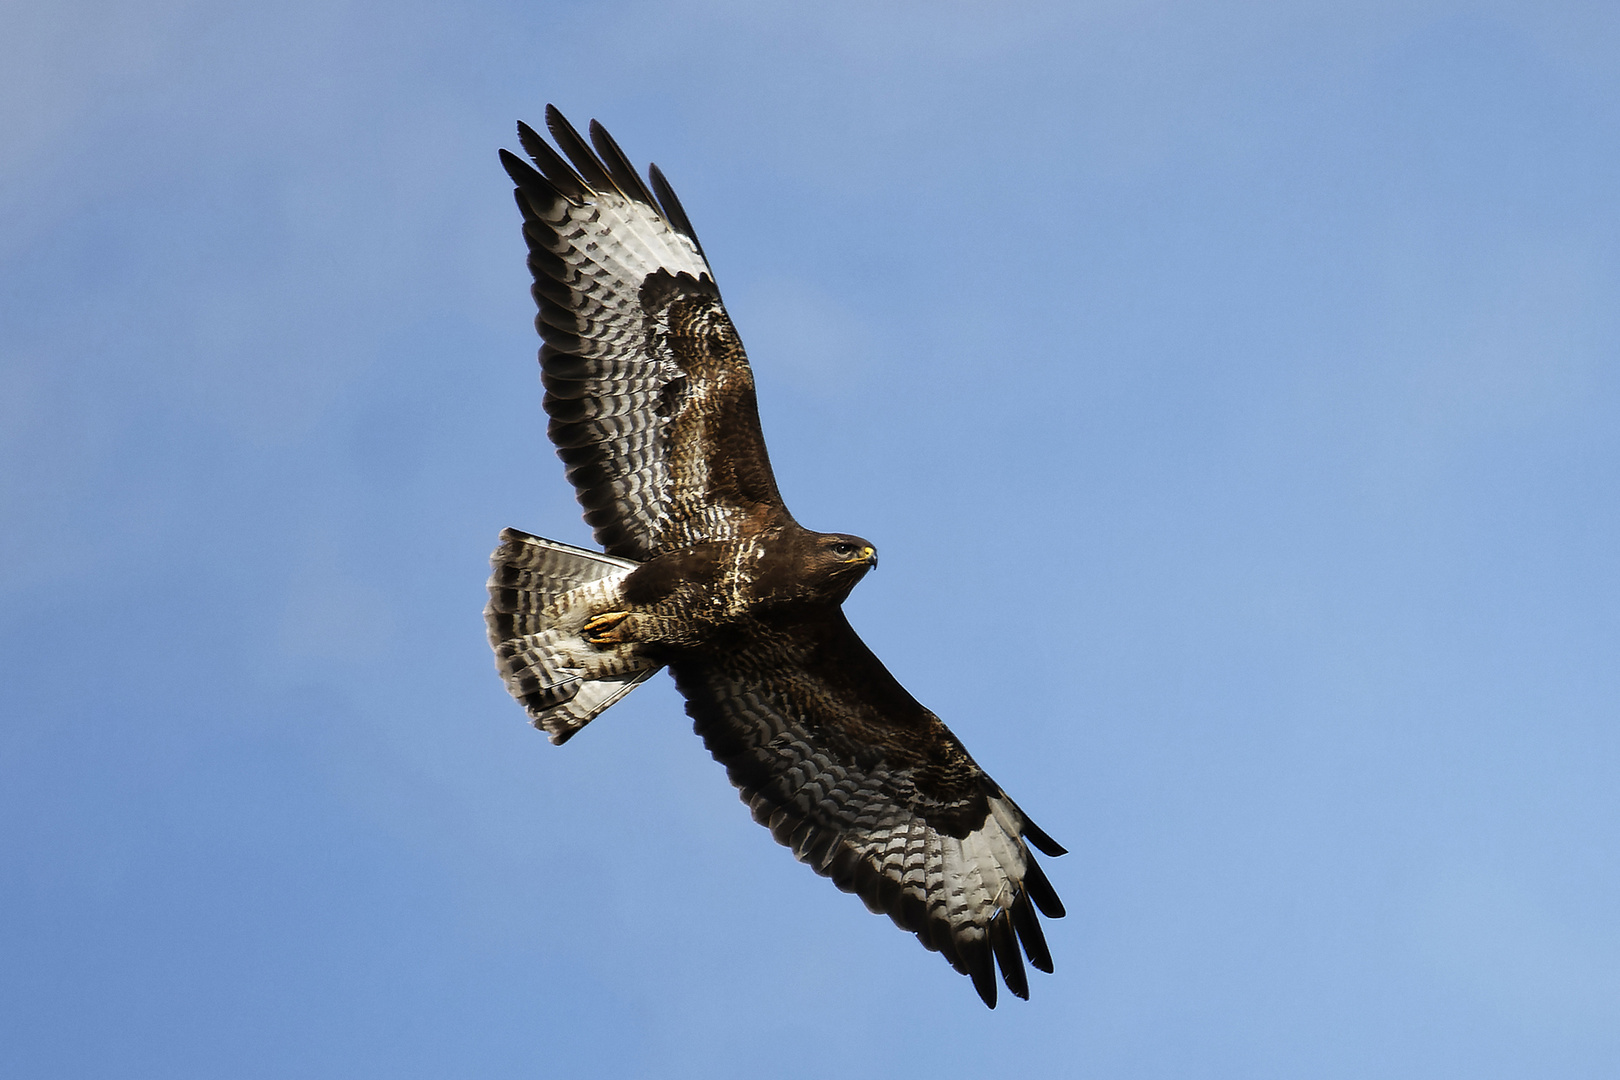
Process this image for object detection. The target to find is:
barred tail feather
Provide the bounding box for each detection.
[494,631,656,743]
[486,527,660,743]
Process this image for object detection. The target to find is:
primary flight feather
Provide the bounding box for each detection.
[486,107,1065,1007]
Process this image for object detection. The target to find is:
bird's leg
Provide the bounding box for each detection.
[582,605,705,649]
[582,611,636,646]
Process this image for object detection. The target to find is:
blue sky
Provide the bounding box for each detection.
[4,1,1619,1076]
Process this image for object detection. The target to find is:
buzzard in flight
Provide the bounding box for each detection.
[486,107,1065,1007]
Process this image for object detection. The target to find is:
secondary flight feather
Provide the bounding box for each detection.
[485,106,1065,1007]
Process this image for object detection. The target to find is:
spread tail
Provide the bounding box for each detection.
[485,527,659,743]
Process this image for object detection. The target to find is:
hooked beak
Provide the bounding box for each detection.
[860,545,877,569]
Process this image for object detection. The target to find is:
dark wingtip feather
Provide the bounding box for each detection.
[1010,893,1054,974]
[1022,816,1067,858]
[518,120,590,202]
[648,163,706,258]
[1023,856,1066,920]
[499,149,569,220]
[965,934,998,1009]
[516,120,546,158]
[498,147,541,187]
[544,105,618,195]
[990,910,1029,1000]
[647,163,702,240]
[588,119,660,208]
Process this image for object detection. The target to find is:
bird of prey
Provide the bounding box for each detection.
[485,107,1065,1007]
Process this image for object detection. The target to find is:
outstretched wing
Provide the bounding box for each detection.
[501,107,789,561]
[668,615,1066,1008]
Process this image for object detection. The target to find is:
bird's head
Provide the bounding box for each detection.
[802,532,878,602]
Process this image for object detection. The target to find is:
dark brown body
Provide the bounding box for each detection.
[615,525,877,657]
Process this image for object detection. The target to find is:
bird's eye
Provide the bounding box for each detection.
[830,542,856,558]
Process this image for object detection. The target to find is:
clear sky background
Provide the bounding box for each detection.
[4,2,1618,1077]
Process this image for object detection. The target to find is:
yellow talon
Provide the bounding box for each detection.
[582,611,632,645]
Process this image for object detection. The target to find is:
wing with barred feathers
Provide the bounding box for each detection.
[668,613,1066,1008]
[501,107,789,561]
